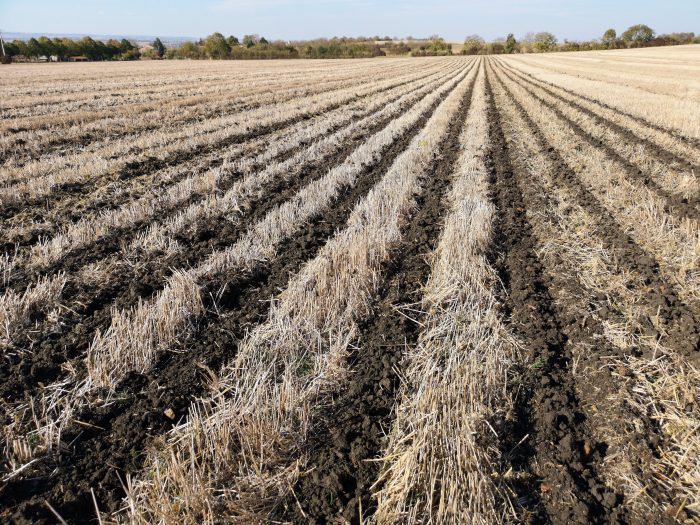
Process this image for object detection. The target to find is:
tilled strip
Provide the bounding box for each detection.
[0,65,472,524]
[498,59,700,170]
[491,62,683,525]
[2,61,431,164]
[279,65,475,525]
[1,61,413,124]
[502,59,700,151]
[490,62,700,360]
[118,60,474,525]
[0,63,470,405]
[495,63,699,220]
[485,65,620,525]
[2,62,461,290]
[0,64,446,222]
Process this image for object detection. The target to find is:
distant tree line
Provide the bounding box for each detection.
[165,33,386,60]
[461,25,700,55]
[2,24,698,63]
[2,36,141,61]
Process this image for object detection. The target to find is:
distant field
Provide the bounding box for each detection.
[1,48,698,524]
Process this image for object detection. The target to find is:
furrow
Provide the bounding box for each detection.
[492,62,700,310]
[282,59,478,525]
[500,57,700,146]
[0,61,451,213]
[0,61,466,403]
[0,60,475,493]
[485,62,621,525]
[118,60,475,525]
[2,61,440,166]
[496,62,699,219]
[498,59,700,167]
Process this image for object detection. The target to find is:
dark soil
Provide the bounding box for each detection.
[0,61,471,525]
[1,61,429,165]
[485,66,625,525]
[0,63,458,251]
[276,69,476,525]
[0,63,468,407]
[2,75,374,166]
[487,60,690,525]
[490,62,699,362]
[0,65,449,227]
[2,62,460,261]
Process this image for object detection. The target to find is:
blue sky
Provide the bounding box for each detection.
[1,0,698,41]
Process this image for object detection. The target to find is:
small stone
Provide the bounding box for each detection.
[164,408,176,420]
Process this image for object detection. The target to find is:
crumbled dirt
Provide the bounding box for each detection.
[3,58,696,525]
[0,66,452,246]
[277,69,475,525]
[0,72,431,227]
[0,67,464,407]
[485,68,626,525]
[487,62,687,525]
[490,63,699,362]
[0,63,467,525]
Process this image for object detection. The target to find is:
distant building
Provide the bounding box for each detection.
[68,56,89,62]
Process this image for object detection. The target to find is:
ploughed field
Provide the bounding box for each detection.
[0,48,698,524]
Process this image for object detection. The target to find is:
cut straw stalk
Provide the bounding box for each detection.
[374,64,518,525]
[122,60,476,525]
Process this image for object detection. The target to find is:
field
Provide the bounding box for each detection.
[0,46,698,524]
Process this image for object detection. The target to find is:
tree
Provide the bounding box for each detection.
[37,36,56,58]
[505,33,518,54]
[51,38,68,60]
[226,35,239,47]
[26,37,43,58]
[106,39,124,59]
[488,42,505,55]
[152,37,166,58]
[176,41,203,59]
[204,32,231,59]
[242,34,259,48]
[602,28,617,48]
[462,35,484,55]
[622,24,655,44]
[424,35,452,56]
[532,32,557,52]
[4,41,17,56]
[259,37,269,45]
